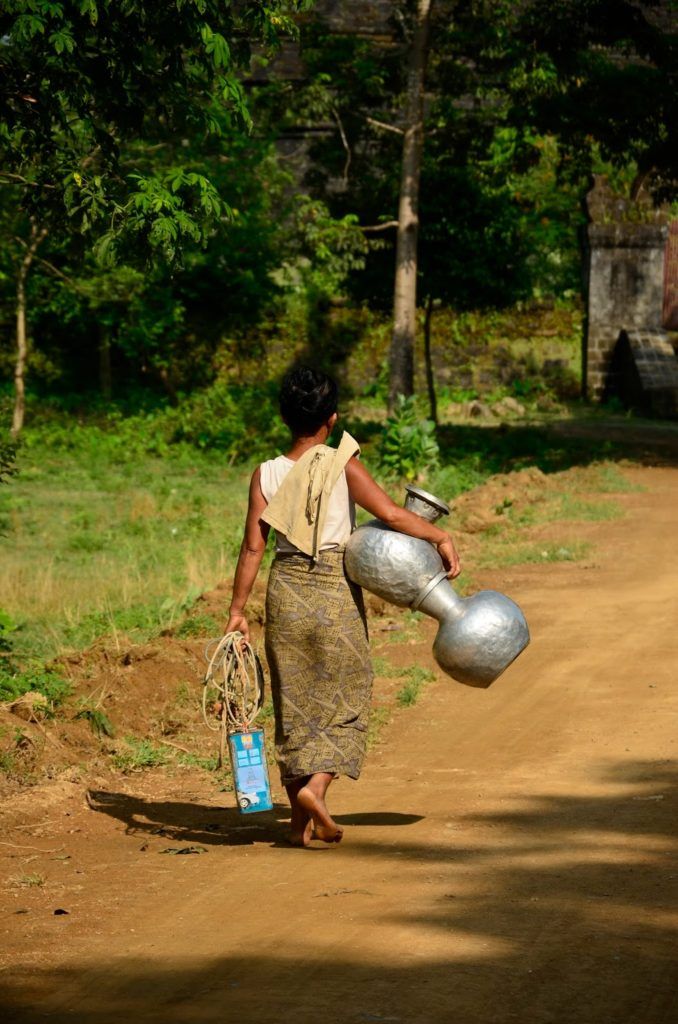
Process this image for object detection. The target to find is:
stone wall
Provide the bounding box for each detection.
[585,222,668,399]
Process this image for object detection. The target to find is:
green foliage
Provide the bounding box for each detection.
[166,382,289,460]
[274,197,368,300]
[10,873,46,889]
[113,737,170,772]
[379,396,440,481]
[75,705,115,739]
[177,751,220,772]
[0,608,18,668]
[0,1,309,255]
[175,614,219,639]
[0,438,17,486]
[396,666,436,708]
[513,0,677,200]
[556,495,620,522]
[0,667,71,708]
[18,382,288,463]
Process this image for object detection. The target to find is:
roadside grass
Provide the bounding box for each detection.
[477,539,592,570]
[395,666,437,707]
[372,656,437,707]
[367,705,391,748]
[112,737,171,772]
[1,440,253,665]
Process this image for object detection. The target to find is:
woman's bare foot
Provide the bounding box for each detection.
[297,783,343,844]
[287,817,314,848]
[285,778,313,848]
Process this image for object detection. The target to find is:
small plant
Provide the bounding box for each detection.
[379,396,439,481]
[371,656,397,677]
[367,705,391,748]
[75,705,115,739]
[175,613,219,639]
[10,873,46,888]
[0,609,18,664]
[112,737,169,772]
[177,751,219,771]
[395,666,436,707]
[0,668,71,709]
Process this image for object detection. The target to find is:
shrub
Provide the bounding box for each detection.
[379,396,440,481]
[0,667,72,708]
[0,438,17,486]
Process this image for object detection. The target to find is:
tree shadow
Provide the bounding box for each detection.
[435,417,678,476]
[3,760,677,1023]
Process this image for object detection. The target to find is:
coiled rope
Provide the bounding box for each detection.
[202,632,265,768]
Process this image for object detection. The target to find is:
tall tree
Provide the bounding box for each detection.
[388,0,433,408]
[0,0,312,429]
[11,219,47,435]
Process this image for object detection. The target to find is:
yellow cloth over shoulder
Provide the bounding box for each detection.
[261,431,360,558]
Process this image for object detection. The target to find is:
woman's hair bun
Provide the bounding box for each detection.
[279,366,339,436]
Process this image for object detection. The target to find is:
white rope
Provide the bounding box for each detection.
[202,632,265,767]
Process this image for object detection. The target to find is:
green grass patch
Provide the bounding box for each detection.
[177,751,220,772]
[112,737,170,772]
[1,436,253,665]
[556,495,621,521]
[367,705,391,748]
[0,668,71,709]
[478,540,592,569]
[175,614,220,639]
[593,464,645,493]
[395,666,436,707]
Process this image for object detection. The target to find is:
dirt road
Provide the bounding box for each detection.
[2,466,677,1024]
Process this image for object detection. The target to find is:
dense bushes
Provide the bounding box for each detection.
[18,382,289,464]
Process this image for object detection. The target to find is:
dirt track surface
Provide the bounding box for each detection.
[2,466,677,1024]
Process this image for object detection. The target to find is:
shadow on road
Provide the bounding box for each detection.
[3,760,677,1023]
[435,417,678,476]
[84,792,423,847]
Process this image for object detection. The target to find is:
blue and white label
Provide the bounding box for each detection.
[228,729,273,814]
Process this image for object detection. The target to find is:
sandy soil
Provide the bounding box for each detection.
[1,465,677,1024]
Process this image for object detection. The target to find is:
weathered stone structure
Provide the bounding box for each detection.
[585,178,677,415]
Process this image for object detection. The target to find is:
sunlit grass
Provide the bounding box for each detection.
[0,442,251,663]
[478,539,592,569]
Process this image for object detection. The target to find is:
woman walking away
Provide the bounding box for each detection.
[224,367,461,847]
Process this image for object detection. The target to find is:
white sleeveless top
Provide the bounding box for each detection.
[259,455,355,554]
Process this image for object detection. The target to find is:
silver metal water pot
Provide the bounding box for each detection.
[344,486,530,688]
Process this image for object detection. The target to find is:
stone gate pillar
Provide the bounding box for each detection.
[585,179,668,400]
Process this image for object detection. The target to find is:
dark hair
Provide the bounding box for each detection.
[279,366,339,435]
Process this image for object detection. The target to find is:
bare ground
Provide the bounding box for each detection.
[1,465,677,1023]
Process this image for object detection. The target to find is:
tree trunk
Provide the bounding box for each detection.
[388,0,433,411]
[423,293,437,424]
[11,222,47,437]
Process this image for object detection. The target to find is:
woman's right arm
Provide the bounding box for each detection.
[224,466,270,642]
[345,457,461,578]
